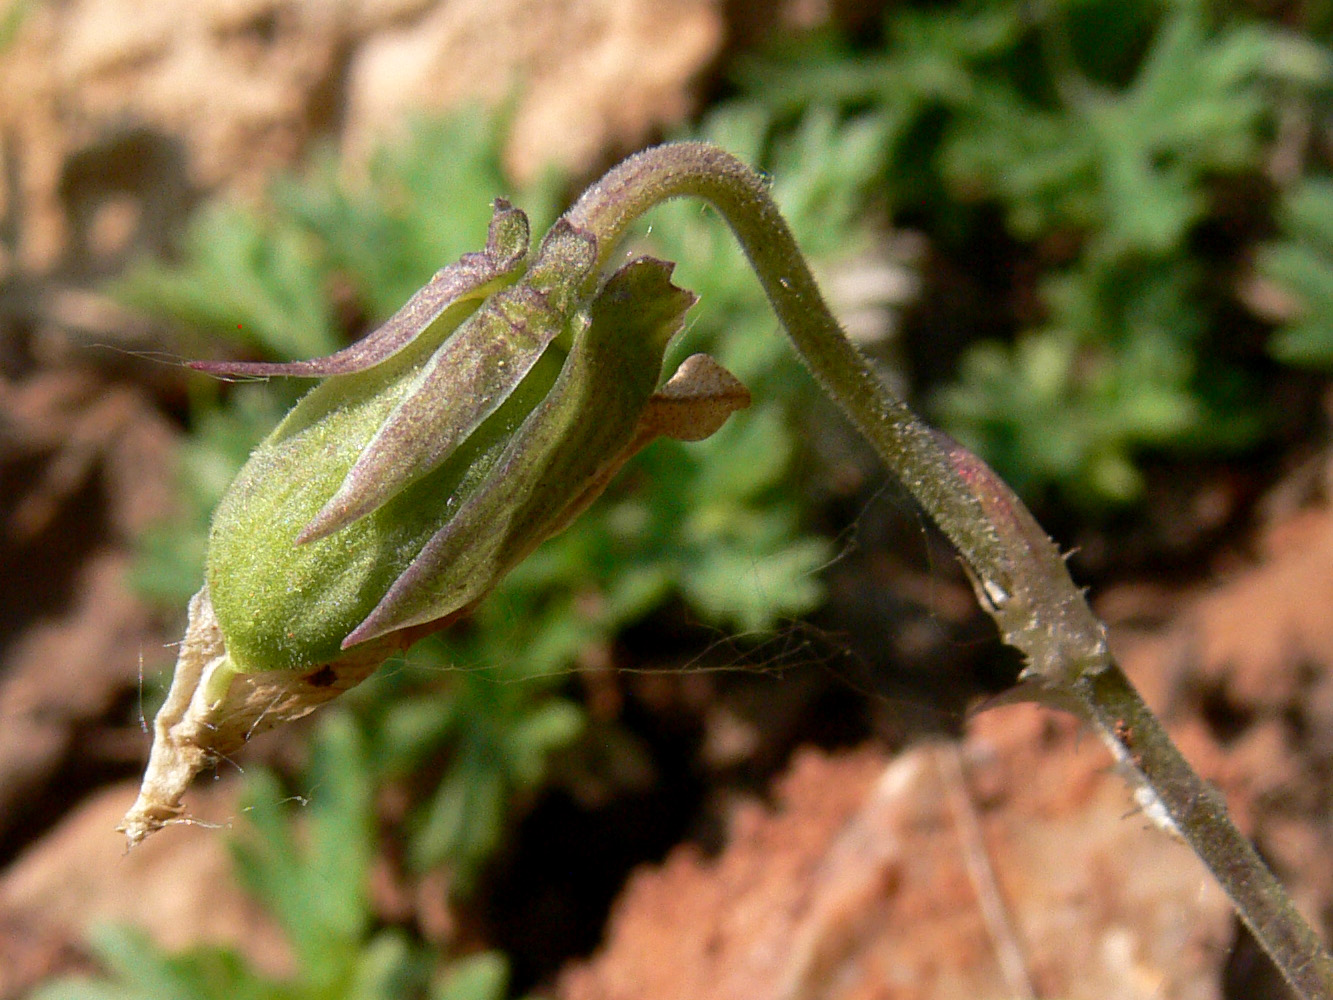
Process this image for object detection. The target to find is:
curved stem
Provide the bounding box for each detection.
[567,142,1107,683]
[565,141,1333,999]
[567,144,1006,587]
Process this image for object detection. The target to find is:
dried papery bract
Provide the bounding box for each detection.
[119,587,405,845]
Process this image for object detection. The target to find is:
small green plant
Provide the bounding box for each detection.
[935,257,1262,504]
[100,14,1333,993]
[354,632,586,887]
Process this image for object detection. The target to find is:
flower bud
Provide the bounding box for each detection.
[121,202,750,843]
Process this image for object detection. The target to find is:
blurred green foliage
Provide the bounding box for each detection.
[736,0,1332,507]
[1262,177,1333,367]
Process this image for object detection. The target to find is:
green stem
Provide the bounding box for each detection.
[1076,663,1333,1000]
[566,144,1006,586]
[565,141,1333,999]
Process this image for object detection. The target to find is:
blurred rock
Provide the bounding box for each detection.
[559,720,1232,1000]
[1113,496,1333,942]
[0,0,345,277]
[342,0,723,184]
[0,368,178,847]
[0,0,723,285]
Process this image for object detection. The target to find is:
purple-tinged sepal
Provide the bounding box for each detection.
[296,220,598,543]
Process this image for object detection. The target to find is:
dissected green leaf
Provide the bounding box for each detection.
[1262,178,1333,368]
[430,952,510,1000]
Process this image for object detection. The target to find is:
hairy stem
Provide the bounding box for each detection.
[567,144,1005,591]
[1077,663,1333,999]
[566,141,1333,999]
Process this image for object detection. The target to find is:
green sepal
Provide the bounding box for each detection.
[205,333,566,672]
[344,257,697,645]
[203,214,595,673]
[205,231,699,673]
[297,221,597,542]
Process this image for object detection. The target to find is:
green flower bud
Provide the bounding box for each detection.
[122,201,749,844]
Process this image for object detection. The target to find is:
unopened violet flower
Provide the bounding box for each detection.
[121,198,749,844]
